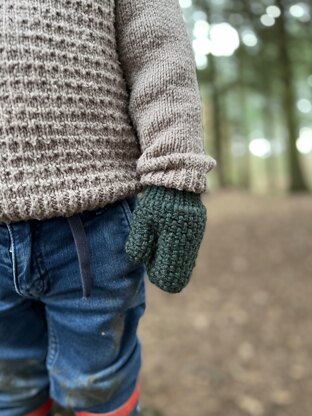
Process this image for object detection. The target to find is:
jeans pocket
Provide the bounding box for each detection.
[120,196,137,229]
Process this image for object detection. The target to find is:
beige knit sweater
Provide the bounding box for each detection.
[0,0,216,223]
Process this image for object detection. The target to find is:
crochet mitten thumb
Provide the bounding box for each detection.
[125,186,207,293]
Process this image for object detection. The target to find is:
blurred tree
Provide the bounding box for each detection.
[200,1,227,187]
[188,0,311,193]
[274,0,308,191]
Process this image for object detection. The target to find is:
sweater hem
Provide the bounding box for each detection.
[0,182,144,224]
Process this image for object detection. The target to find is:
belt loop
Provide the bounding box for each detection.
[67,214,92,298]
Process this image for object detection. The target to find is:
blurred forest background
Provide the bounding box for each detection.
[138,1,312,416]
[185,0,312,194]
[54,1,311,415]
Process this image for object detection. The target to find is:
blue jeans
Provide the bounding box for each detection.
[0,196,146,415]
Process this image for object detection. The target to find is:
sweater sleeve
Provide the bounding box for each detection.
[114,0,216,193]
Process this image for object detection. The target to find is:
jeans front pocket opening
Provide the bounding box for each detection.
[120,198,136,230]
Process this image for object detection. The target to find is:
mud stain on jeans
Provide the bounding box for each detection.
[60,372,123,409]
[0,359,47,390]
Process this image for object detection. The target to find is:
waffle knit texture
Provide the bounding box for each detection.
[0,0,216,224]
[125,186,206,293]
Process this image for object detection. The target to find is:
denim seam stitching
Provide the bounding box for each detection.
[46,313,59,369]
[120,198,132,229]
[6,224,23,296]
[33,222,52,295]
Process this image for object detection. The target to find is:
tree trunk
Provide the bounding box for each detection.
[199,0,227,187]
[236,48,251,189]
[262,95,277,192]
[275,0,308,192]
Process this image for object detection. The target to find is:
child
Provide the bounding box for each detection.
[0,0,216,415]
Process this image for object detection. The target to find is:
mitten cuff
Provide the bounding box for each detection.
[139,185,206,216]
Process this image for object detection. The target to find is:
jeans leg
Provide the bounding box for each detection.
[0,225,50,416]
[35,199,146,414]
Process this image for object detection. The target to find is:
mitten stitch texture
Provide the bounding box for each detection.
[125,186,207,293]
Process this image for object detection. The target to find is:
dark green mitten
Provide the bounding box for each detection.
[125,186,207,293]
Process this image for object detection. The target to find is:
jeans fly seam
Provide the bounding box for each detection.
[32,222,52,295]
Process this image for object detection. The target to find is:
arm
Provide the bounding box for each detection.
[114,0,216,193]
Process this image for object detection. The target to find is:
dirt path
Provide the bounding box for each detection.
[139,191,312,416]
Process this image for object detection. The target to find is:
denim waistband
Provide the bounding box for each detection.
[67,214,92,298]
[0,214,93,299]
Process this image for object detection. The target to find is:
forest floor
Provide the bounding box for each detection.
[54,191,312,416]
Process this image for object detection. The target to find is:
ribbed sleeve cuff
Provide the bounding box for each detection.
[138,155,216,193]
[137,152,216,193]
